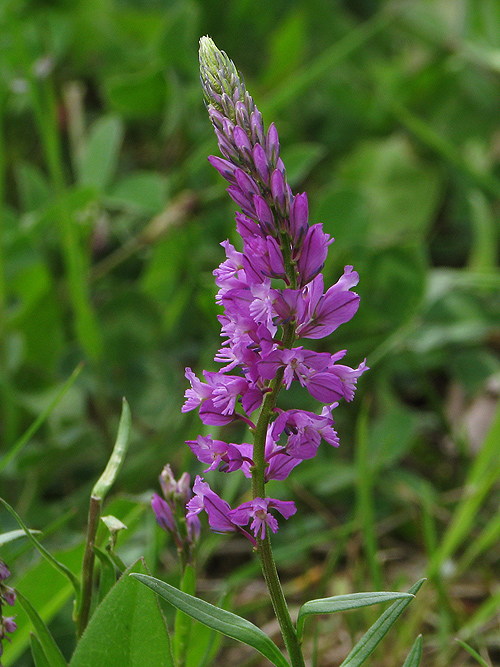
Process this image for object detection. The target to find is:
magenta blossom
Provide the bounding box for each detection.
[230,498,297,540]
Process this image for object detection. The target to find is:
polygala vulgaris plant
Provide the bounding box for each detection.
[144,36,424,667]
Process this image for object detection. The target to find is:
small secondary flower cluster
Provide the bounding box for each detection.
[152,465,200,567]
[176,38,366,545]
[0,560,16,665]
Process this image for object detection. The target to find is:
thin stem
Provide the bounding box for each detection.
[258,534,306,667]
[76,494,101,637]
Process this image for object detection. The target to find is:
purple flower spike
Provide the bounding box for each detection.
[192,36,368,545]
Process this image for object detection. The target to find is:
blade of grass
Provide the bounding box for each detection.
[261,9,393,117]
[16,591,67,667]
[391,101,500,200]
[355,399,382,589]
[427,399,500,578]
[0,498,80,596]
[456,639,491,667]
[15,28,102,361]
[458,586,500,643]
[0,362,84,473]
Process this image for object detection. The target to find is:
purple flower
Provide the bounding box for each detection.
[3,617,16,634]
[272,406,340,458]
[230,498,297,539]
[295,268,360,339]
[152,493,176,533]
[187,435,249,473]
[187,477,256,545]
[152,467,200,558]
[295,224,333,286]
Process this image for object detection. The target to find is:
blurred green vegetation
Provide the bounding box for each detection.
[1,0,500,665]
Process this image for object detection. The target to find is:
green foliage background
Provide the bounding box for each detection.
[1,0,500,665]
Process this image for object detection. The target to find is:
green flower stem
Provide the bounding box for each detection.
[251,314,303,665]
[257,533,305,667]
[76,494,101,637]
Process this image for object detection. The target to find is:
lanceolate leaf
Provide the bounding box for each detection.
[0,529,41,547]
[0,499,81,597]
[30,634,52,667]
[339,580,425,667]
[16,591,67,667]
[297,591,414,641]
[131,574,291,667]
[402,635,423,667]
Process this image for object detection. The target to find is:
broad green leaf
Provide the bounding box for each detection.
[79,115,124,191]
[0,529,41,547]
[132,574,291,667]
[30,634,52,667]
[297,592,414,641]
[16,591,67,667]
[335,135,441,245]
[402,635,423,667]
[0,498,80,596]
[69,560,174,667]
[339,580,425,667]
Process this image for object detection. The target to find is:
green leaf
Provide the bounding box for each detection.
[0,529,41,547]
[79,115,124,192]
[92,397,131,500]
[93,545,118,605]
[106,171,169,215]
[280,142,326,188]
[339,580,425,667]
[173,565,196,666]
[455,639,490,667]
[16,591,67,667]
[69,560,174,667]
[2,543,84,666]
[297,591,414,641]
[0,363,83,473]
[131,574,291,667]
[105,69,168,118]
[402,635,423,667]
[30,633,52,667]
[0,498,81,596]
